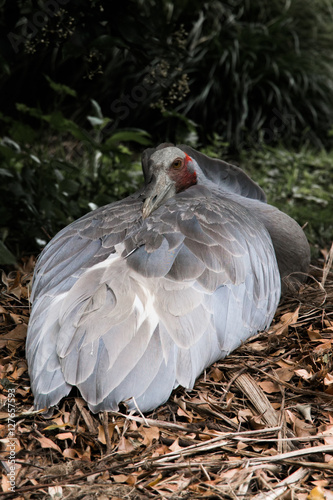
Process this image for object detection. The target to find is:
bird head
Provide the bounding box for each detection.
[142,147,197,219]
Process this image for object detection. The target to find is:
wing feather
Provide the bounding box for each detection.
[27,184,281,412]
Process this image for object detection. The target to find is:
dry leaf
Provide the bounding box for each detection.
[269,307,300,335]
[35,436,62,453]
[226,391,234,410]
[117,436,136,454]
[210,367,224,381]
[146,473,164,488]
[97,423,115,445]
[238,408,253,422]
[0,324,27,349]
[1,473,11,493]
[307,486,327,500]
[0,438,22,453]
[152,444,171,457]
[295,368,313,380]
[323,425,333,445]
[169,438,183,452]
[324,373,333,386]
[258,380,281,393]
[307,328,322,341]
[286,410,316,437]
[246,341,268,353]
[275,366,294,382]
[249,415,266,430]
[314,339,333,354]
[312,480,329,488]
[77,445,91,461]
[218,468,239,480]
[112,473,131,484]
[55,432,73,440]
[177,406,193,422]
[140,426,160,446]
[63,448,79,459]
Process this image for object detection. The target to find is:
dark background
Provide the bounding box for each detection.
[1,0,332,263]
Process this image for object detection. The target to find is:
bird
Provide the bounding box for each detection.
[26,144,310,413]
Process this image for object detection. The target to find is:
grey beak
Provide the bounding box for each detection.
[142,176,175,218]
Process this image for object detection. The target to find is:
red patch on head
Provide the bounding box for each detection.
[170,153,197,193]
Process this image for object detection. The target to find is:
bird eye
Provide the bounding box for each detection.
[172,158,183,169]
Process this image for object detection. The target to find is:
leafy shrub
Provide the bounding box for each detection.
[0,92,149,264]
[239,146,333,249]
[180,0,333,149]
[1,0,333,149]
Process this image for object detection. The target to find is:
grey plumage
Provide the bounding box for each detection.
[26,145,310,413]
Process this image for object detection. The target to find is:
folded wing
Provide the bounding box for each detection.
[27,185,280,412]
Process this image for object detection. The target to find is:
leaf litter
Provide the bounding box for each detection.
[0,249,333,499]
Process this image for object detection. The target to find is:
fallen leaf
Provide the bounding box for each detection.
[63,448,79,459]
[295,369,313,380]
[286,410,316,437]
[1,473,11,493]
[238,408,253,422]
[117,436,136,454]
[177,406,193,422]
[218,468,239,480]
[169,438,183,452]
[76,445,91,461]
[140,426,160,446]
[226,391,234,410]
[249,415,266,430]
[35,436,61,453]
[97,423,115,445]
[0,438,22,453]
[112,473,131,484]
[271,348,286,356]
[147,473,163,488]
[55,432,73,440]
[314,340,333,355]
[323,425,333,445]
[324,373,333,386]
[0,324,27,349]
[307,486,326,500]
[210,367,224,381]
[307,328,322,341]
[152,444,171,457]
[312,480,329,488]
[246,341,268,353]
[275,366,294,382]
[269,307,300,335]
[258,380,280,393]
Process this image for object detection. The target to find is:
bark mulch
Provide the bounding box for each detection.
[1,247,333,499]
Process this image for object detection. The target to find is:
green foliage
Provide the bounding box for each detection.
[0,105,332,265]
[0,94,148,264]
[1,0,333,149]
[180,0,333,149]
[238,146,333,249]
[200,137,333,249]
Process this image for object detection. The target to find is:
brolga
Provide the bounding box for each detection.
[26,144,310,413]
